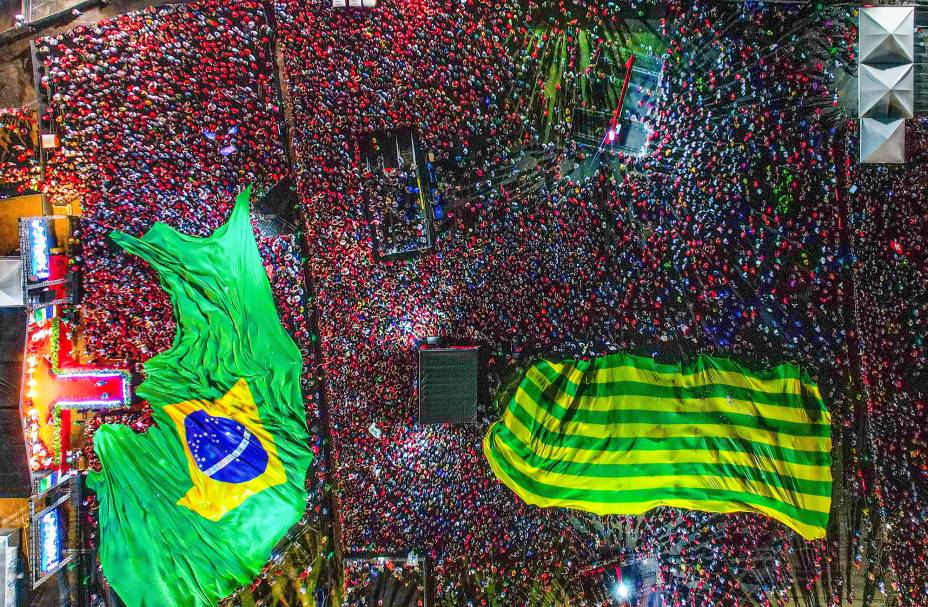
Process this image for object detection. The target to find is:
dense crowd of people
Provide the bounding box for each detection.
[274,0,888,604]
[343,558,424,607]
[848,123,928,602]
[34,0,327,523]
[0,107,39,197]
[6,0,924,604]
[37,0,289,363]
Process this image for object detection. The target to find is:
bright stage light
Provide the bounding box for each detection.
[614,581,630,601]
[607,129,617,143]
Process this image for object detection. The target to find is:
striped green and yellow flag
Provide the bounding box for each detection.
[483,353,832,540]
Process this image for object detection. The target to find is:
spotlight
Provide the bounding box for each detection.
[607,129,617,143]
[613,581,630,601]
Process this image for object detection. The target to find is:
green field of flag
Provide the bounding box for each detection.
[483,353,832,540]
[87,187,312,607]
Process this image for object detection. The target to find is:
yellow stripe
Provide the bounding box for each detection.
[544,359,824,402]
[492,433,831,514]
[514,387,833,454]
[482,434,827,540]
[524,367,831,427]
[497,417,829,482]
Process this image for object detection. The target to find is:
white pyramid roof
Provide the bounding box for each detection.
[859,63,913,119]
[860,117,905,164]
[0,258,23,308]
[859,6,914,64]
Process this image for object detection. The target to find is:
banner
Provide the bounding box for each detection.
[484,353,832,540]
[87,187,312,606]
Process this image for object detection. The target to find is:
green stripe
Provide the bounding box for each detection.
[534,360,825,414]
[518,378,831,437]
[507,401,833,468]
[488,442,830,529]
[492,426,832,498]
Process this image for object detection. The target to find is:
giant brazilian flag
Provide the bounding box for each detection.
[484,353,832,540]
[87,186,312,606]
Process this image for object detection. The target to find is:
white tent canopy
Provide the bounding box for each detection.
[859,6,914,65]
[859,63,913,119]
[858,6,913,163]
[0,258,23,308]
[860,118,906,164]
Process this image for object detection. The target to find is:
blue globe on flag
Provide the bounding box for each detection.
[184,410,269,483]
